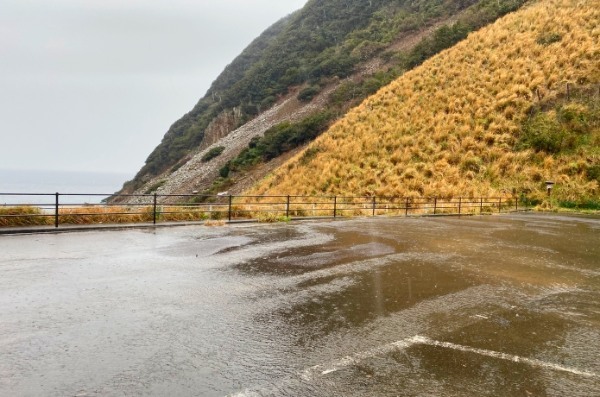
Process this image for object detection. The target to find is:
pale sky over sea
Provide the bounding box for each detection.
[0,0,307,178]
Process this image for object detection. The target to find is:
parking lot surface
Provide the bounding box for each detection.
[1,213,598,396]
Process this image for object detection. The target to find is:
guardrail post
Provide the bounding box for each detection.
[372,196,376,216]
[286,195,290,218]
[405,197,409,216]
[515,196,518,212]
[458,197,462,215]
[480,197,483,214]
[55,192,59,228]
[228,195,233,221]
[333,196,337,218]
[498,197,502,213]
[153,193,157,224]
[433,197,437,215]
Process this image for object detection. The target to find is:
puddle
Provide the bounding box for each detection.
[275,259,478,341]
[233,230,403,276]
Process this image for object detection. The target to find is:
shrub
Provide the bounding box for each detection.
[201,146,225,162]
[144,180,166,194]
[519,113,569,153]
[461,156,482,173]
[209,210,224,220]
[586,165,600,183]
[300,146,321,165]
[536,32,562,46]
[558,104,591,134]
[297,85,321,102]
[219,163,231,178]
[558,200,600,210]
[518,100,597,154]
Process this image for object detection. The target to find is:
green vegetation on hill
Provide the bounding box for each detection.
[517,86,600,208]
[219,111,333,178]
[519,100,598,155]
[125,0,526,193]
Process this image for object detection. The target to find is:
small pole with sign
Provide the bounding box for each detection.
[545,181,555,197]
[546,181,555,208]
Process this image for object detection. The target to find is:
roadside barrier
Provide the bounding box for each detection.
[0,192,527,229]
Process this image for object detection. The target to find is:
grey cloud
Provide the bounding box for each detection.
[1,1,307,173]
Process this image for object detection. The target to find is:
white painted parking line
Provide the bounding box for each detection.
[229,336,423,397]
[304,336,422,378]
[229,335,598,396]
[414,335,599,379]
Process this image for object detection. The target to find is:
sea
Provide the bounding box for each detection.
[0,169,132,205]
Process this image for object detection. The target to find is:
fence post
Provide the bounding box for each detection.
[405,197,409,216]
[515,196,518,212]
[433,197,437,215]
[55,192,59,228]
[498,197,502,213]
[372,196,376,216]
[153,193,157,224]
[286,195,290,218]
[480,197,483,214]
[228,195,233,221]
[333,196,337,218]
[458,197,462,215]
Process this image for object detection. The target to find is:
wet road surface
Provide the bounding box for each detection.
[0,213,599,396]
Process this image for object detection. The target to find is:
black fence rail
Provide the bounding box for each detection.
[0,192,527,229]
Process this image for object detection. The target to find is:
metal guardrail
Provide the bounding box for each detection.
[0,192,527,229]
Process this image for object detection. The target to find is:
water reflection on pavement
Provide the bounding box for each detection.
[0,213,598,396]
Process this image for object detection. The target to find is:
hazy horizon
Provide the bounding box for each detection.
[0,168,132,203]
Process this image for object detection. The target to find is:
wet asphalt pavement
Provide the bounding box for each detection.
[0,213,599,396]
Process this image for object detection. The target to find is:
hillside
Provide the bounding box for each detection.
[248,0,599,208]
[115,0,526,201]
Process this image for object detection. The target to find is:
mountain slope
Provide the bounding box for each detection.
[247,0,599,206]
[117,0,526,200]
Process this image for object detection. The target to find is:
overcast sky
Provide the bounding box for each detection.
[0,0,307,176]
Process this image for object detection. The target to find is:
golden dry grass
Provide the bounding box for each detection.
[0,206,52,227]
[0,205,215,227]
[57,206,153,224]
[247,0,599,204]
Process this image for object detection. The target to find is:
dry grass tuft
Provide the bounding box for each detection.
[0,206,52,227]
[204,220,226,227]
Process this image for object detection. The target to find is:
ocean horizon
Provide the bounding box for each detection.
[0,168,132,204]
